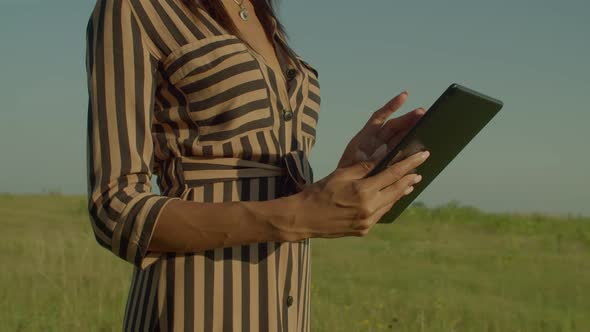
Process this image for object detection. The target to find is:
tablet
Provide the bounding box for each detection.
[363,83,504,224]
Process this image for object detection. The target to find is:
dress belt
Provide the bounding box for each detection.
[177,150,314,196]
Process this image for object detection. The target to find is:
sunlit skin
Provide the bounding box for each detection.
[337,91,426,169]
[218,0,286,78]
[217,0,430,237]
[150,1,431,253]
[216,0,427,169]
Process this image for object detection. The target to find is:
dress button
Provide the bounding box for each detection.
[286,68,297,81]
[282,110,293,121]
[286,295,294,307]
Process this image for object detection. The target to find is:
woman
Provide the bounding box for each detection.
[84,0,429,330]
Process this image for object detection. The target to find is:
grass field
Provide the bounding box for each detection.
[1,193,589,332]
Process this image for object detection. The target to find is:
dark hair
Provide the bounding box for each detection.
[181,0,289,47]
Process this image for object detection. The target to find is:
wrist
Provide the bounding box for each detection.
[245,190,307,242]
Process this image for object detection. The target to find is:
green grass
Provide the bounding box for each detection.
[1,193,589,332]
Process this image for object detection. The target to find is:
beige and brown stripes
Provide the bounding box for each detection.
[137,178,312,331]
[86,0,320,330]
[86,0,183,268]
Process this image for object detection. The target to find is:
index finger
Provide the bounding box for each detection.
[362,91,409,132]
[359,150,430,192]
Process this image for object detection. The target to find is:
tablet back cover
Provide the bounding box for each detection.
[376,83,503,224]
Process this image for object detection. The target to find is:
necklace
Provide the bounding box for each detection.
[232,0,249,21]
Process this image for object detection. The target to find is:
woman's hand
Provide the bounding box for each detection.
[278,148,430,241]
[337,91,426,169]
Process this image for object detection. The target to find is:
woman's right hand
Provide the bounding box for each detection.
[281,149,430,241]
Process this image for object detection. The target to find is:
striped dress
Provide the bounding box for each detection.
[84,0,320,331]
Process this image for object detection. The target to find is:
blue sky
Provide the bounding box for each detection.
[0,0,588,217]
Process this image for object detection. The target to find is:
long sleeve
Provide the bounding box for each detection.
[85,0,181,269]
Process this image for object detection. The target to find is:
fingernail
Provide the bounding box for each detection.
[414,174,422,183]
[401,90,408,96]
[370,143,388,159]
[404,186,414,195]
[355,150,368,161]
[421,151,430,159]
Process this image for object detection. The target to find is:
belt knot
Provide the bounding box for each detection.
[280,150,314,195]
[174,150,313,196]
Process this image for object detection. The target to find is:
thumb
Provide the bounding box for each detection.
[368,143,388,162]
[347,145,386,176]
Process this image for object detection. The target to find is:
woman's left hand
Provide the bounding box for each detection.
[337,91,426,169]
